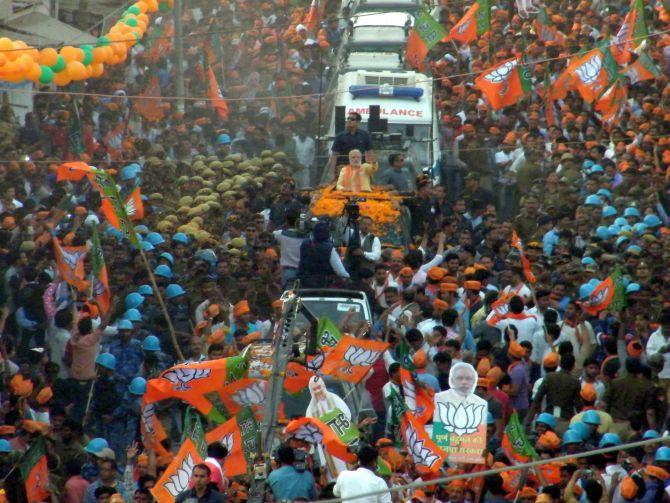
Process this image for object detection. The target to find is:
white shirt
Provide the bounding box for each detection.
[48,326,71,379]
[489,311,541,346]
[647,327,670,378]
[333,467,392,503]
[293,135,315,167]
[273,229,305,268]
[411,253,444,286]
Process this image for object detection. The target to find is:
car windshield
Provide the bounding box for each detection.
[292,297,369,338]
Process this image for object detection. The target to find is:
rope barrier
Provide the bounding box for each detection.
[317,435,670,502]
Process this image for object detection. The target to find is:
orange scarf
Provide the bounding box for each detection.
[340,165,362,192]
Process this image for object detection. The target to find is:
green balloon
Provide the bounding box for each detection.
[50,55,66,73]
[82,49,93,66]
[127,5,141,15]
[96,36,110,47]
[126,17,138,27]
[158,2,168,12]
[39,65,53,84]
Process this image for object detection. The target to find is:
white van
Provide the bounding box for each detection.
[347,11,412,51]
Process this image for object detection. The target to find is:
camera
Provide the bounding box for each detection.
[344,197,365,222]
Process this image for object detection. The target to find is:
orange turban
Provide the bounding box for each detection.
[233,300,250,318]
[464,280,481,291]
[399,267,414,276]
[440,282,458,293]
[433,299,449,311]
[428,267,447,281]
[580,383,597,402]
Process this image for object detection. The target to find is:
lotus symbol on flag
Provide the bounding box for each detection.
[92,279,106,296]
[292,423,324,444]
[575,54,603,85]
[219,433,234,453]
[306,352,325,372]
[456,17,472,35]
[623,66,640,84]
[125,199,138,217]
[141,404,156,436]
[343,346,381,367]
[232,381,266,406]
[582,286,609,307]
[483,60,517,84]
[406,424,439,468]
[61,249,86,269]
[437,401,485,436]
[164,453,195,497]
[162,368,211,391]
[615,21,630,47]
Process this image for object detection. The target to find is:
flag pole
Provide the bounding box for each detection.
[138,248,185,361]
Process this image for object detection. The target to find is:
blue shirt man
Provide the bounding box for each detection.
[267,446,317,501]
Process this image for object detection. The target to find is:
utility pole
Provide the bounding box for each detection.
[173,0,185,113]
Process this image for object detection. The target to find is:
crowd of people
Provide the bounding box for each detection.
[1,0,670,501]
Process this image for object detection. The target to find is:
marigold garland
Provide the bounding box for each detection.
[311,186,402,225]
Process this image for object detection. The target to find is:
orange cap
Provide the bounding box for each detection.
[399,267,414,276]
[627,340,643,358]
[580,383,597,402]
[620,477,638,499]
[433,299,449,311]
[537,431,561,450]
[464,280,482,290]
[428,267,447,281]
[233,300,250,318]
[440,282,458,293]
[413,349,428,369]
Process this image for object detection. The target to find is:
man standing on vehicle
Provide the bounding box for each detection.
[330,111,374,177]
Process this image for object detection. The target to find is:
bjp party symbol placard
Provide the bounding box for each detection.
[432,362,488,464]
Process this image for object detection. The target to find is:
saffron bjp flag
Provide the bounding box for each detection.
[284,417,357,463]
[56,161,94,182]
[621,51,660,85]
[134,76,165,122]
[140,401,169,455]
[487,291,514,327]
[19,437,50,503]
[125,186,145,221]
[144,353,248,421]
[205,407,259,477]
[151,439,203,502]
[303,0,320,32]
[89,224,111,315]
[475,57,531,110]
[611,0,648,64]
[406,30,429,72]
[448,0,490,44]
[320,336,389,383]
[567,47,619,103]
[501,412,536,463]
[579,277,615,315]
[53,239,89,292]
[595,80,628,126]
[402,411,446,473]
[400,368,434,425]
[218,378,267,416]
[88,170,141,247]
[207,67,229,120]
[284,362,314,395]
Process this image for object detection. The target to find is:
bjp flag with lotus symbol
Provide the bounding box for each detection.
[401,411,446,474]
[151,439,203,502]
[320,336,389,384]
[475,57,531,111]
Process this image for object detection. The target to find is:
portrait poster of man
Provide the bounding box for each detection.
[432,362,488,464]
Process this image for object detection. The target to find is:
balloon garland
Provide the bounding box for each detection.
[0,0,173,86]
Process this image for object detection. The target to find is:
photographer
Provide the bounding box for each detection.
[266,446,317,501]
[273,205,310,289]
[297,222,350,288]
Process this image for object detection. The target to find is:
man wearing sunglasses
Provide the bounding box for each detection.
[330,111,374,178]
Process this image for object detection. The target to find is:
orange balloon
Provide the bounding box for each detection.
[0,54,7,66]
[17,54,33,73]
[135,1,148,13]
[84,65,93,78]
[112,42,127,58]
[26,63,41,81]
[91,63,104,77]
[137,13,149,24]
[52,71,71,86]
[66,60,86,80]
[60,45,79,62]
[145,0,158,12]
[91,46,106,64]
